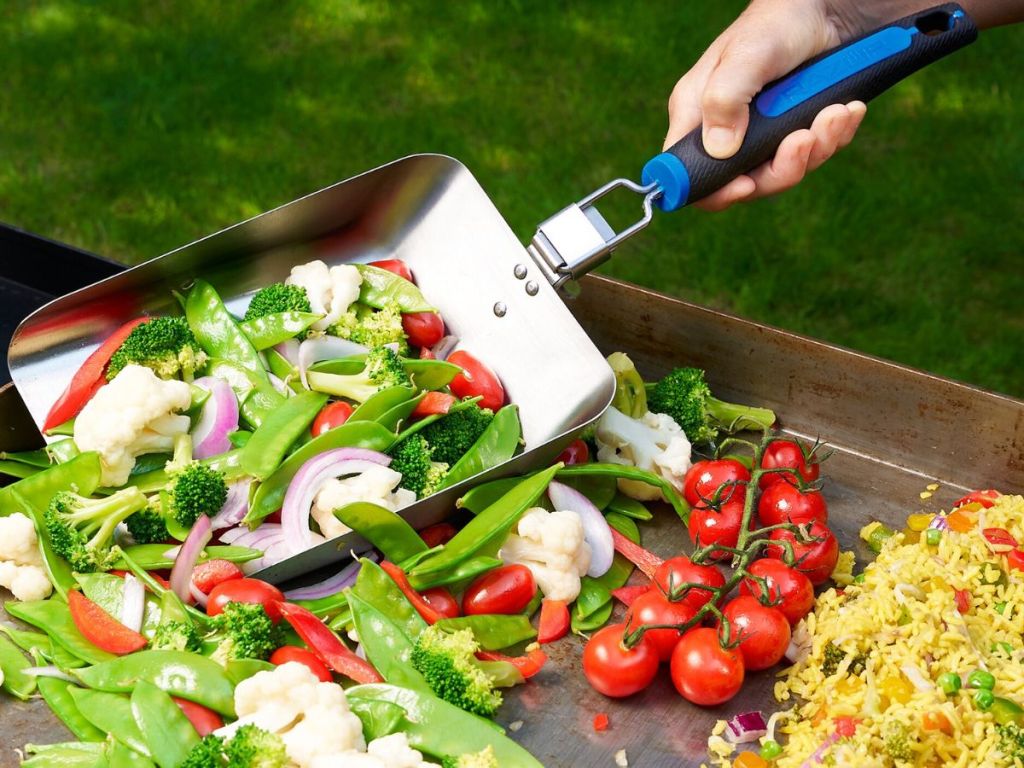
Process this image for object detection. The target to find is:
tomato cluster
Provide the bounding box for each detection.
[582,438,839,707]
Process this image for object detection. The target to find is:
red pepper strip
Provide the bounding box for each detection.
[476,648,547,679]
[610,585,650,608]
[954,489,1001,510]
[379,561,446,624]
[610,529,663,579]
[1008,550,1024,572]
[173,697,224,737]
[954,589,971,614]
[833,716,861,739]
[983,528,1017,552]
[276,601,382,684]
[593,713,610,732]
[43,317,150,431]
[419,523,457,549]
[67,590,147,655]
[537,599,570,644]
[411,392,456,420]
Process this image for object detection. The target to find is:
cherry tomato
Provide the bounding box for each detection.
[447,350,505,412]
[191,559,243,595]
[538,599,571,644]
[402,311,445,349]
[1008,549,1024,572]
[954,589,971,615]
[420,587,460,619]
[766,521,839,586]
[555,439,590,466]
[206,578,286,622]
[411,392,455,419]
[682,459,750,507]
[172,698,224,737]
[759,439,820,489]
[739,558,815,625]
[653,557,726,611]
[670,627,745,706]
[368,259,414,283]
[757,483,828,527]
[67,590,147,655]
[419,522,457,548]
[270,646,333,682]
[721,595,791,671]
[582,623,660,698]
[311,401,354,436]
[624,590,696,661]
[688,499,744,561]
[462,565,536,616]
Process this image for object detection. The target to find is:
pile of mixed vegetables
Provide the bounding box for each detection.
[0,255,863,766]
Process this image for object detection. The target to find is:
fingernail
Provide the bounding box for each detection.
[704,125,737,158]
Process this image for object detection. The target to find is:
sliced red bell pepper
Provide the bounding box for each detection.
[419,523,457,549]
[954,589,971,615]
[191,559,244,595]
[411,392,456,420]
[1008,550,1024,572]
[537,599,570,644]
[593,713,610,732]
[983,528,1017,553]
[276,601,382,684]
[173,697,224,737]
[67,590,147,655]
[380,561,445,624]
[954,489,1001,510]
[610,585,650,608]
[833,716,861,739]
[476,648,547,679]
[43,317,150,431]
[610,529,663,579]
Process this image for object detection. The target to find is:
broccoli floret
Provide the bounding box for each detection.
[332,301,409,354]
[420,405,494,466]
[821,642,868,678]
[389,435,449,499]
[180,735,226,768]
[166,463,228,529]
[411,625,502,717]
[244,283,312,321]
[106,317,207,382]
[999,723,1024,761]
[224,725,289,768]
[883,720,913,762]
[126,506,170,544]
[647,367,776,444]
[209,602,282,663]
[441,746,498,768]
[44,487,148,572]
[309,346,412,403]
[150,619,202,652]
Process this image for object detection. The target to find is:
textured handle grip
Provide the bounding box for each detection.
[642,4,978,211]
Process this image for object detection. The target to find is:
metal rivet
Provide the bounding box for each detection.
[513,264,528,279]
[525,281,539,296]
[493,302,507,317]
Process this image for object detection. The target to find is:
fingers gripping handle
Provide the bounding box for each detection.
[643,4,978,211]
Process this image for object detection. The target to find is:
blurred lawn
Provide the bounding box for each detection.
[2,1,1022,396]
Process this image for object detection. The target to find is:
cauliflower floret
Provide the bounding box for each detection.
[0,513,44,567]
[311,465,416,539]
[74,364,192,486]
[500,507,591,601]
[595,406,692,501]
[286,260,362,331]
[0,561,52,601]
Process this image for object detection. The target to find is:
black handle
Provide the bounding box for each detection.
[642,4,977,211]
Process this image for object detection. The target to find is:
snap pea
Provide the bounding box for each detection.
[354,558,427,640]
[203,358,282,430]
[0,447,52,468]
[49,439,82,465]
[68,688,150,757]
[354,264,435,313]
[558,474,618,511]
[242,390,328,480]
[556,463,690,523]
[407,555,503,592]
[74,572,163,637]
[74,650,236,716]
[0,633,36,699]
[292,590,349,619]
[605,511,640,543]
[0,460,41,479]
[455,477,522,516]
[573,581,612,622]
[571,600,614,634]
[131,680,200,768]
[521,589,543,618]
[128,453,171,477]
[333,502,427,563]
[373,392,426,433]
[411,465,559,580]
[185,280,263,375]
[397,545,443,573]
[46,418,77,437]
[126,448,245,494]
[434,615,536,650]
[107,740,155,768]
[238,311,322,350]
[37,677,106,741]
[0,451,102,517]
[348,591,428,691]
[0,626,50,655]
[224,658,275,686]
[440,405,521,490]
[44,640,88,670]
[13,489,75,597]
[327,607,354,632]
[227,430,252,449]
[349,386,418,424]
[6,598,115,666]
[606,491,653,521]
[22,742,107,768]
[245,421,394,525]
[349,699,408,742]
[403,359,461,392]
[112,544,261,571]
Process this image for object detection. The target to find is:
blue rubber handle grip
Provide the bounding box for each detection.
[643,4,977,211]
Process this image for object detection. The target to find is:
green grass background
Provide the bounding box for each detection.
[2,1,1021,396]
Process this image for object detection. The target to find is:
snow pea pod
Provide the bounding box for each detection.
[0,625,50,655]
[292,590,348,618]
[373,392,426,433]
[74,650,236,716]
[22,741,107,768]
[349,699,408,742]
[0,633,36,699]
[131,680,200,768]
[0,451,102,517]
[455,477,522,516]
[333,502,427,563]
[353,558,427,640]
[6,598,115,665]
[349,385,417,423]
[44,640,88,670]
[439,405,521,490]
[606,491,653,521]
[49,439,82,465]
[573,581,612,622]
[326,606,354,632]
[224,658,274,686]
[185,280,264,375]
[242,390,328,480]
[203,357,282,431]
[113,544,260,571]
[558,474,617,511]
[556,463,690,523]
[37,677,106,741]
[0,447,52,468]
[347,591,428,691]
[571,600,614,634]
[310,357,461,393]
[407,555,503,592]
[238,311,322,350]
[107,741,155,768]
[434,615,536,650]
[605,511,640,544]
[354,264,435,313]
[0,460,41,479]
[68,688,150,757]
[245,420,394,525]
[126,448,245,494]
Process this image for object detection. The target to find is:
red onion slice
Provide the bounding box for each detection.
[169,514,212,602]
[724,711,768,744]
[210,479,252,531]
[547,480,614,578]
[298,337,368,389]
[268,373,290,396]
[120,574,146,633]
[191,377,239,460]
[430,335,459,361]
[283,552,381,600]
[190,583,209,608]
[274,339,301,366]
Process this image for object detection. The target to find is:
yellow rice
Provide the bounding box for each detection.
[707,494,1024,768]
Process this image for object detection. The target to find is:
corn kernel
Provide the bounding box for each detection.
[927,483,940,491]
[920,491,933,500]
[907,513,935,532]
[880,675,915,704]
